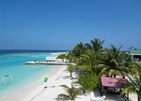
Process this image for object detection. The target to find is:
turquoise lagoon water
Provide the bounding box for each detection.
[0,51,60,97]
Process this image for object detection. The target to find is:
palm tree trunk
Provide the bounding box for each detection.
[70,73,73,79]
[70,73,72,77]
[138,96,140,101]
[114,74,116,78]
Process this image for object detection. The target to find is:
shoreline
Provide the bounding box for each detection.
[0,65,65,101]
[0,64,137,101]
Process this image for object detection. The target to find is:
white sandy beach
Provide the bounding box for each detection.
[0,65,137,101]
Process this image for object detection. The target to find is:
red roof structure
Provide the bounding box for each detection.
[101,77,127,88]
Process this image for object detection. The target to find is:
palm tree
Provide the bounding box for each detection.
[66,51,73,62]
[71,39,104,63]
[72,42,86,62]
[57,53,66,62]
[79,50,102,75]
[56,83,80,101]
[77,71,100,94]
[74,39,105,94]
[124,63,141,101]
[76,50,102,94]
[67,64,75,79]
[90,38,104,53]
[100,45,130,77]
[84,43,92,50]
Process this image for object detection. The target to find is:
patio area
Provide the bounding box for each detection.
[101,77,128,101]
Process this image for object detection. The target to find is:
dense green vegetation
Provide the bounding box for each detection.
[57,38,141,101]
[67,64,76,79]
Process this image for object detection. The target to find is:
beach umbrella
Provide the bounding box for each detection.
[44,77,48,82]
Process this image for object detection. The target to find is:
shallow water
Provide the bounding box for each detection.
[0,52,56,96]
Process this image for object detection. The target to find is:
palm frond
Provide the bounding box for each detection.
[58,84,80,100]
[124,82,136,94]
[60,85,70,91]
[56,94,70,100]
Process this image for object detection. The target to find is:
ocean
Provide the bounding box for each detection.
[0,50,67,97]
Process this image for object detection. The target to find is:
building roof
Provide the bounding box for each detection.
[46,57,58,60]
[130,50,141,55]
[101,77,127,88]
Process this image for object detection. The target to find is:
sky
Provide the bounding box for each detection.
[0,0,141,50]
